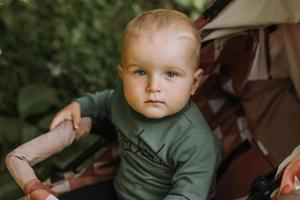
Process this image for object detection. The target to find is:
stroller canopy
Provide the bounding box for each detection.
[196,0,300,198]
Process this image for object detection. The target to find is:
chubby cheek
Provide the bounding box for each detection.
[166,83,192,110]
[123,77,143,95]
[123,78,144,106]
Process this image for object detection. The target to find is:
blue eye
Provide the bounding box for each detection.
[135,70,146,76]
[166,71,178,78]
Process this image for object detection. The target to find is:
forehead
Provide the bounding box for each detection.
[122,33,198,69]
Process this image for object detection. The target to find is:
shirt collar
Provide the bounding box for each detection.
[130,101,191,152]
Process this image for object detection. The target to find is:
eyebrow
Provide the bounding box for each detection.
[165,66,186,74]
[125,63,141,68]
[125,63,187,75]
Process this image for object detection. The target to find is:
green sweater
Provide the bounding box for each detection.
[77,86,221,200]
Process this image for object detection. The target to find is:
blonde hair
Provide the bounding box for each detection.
[121,9,201,68]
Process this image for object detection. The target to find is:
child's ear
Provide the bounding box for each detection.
[117,64,123,80]
[191,68,203,95]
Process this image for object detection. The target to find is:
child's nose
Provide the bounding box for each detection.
[146,75,161,93]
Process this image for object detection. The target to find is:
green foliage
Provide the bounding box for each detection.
[18,83,59,119]
[0,117,22,157]
[173,0,209,19]
[0,0,167,116]
[0,172,22,200]
[0,0,206,198]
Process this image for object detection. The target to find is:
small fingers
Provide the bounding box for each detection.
[49,115,61,130]
[72,113,80,130]
[49,112,71,130]
[49,101,80,131]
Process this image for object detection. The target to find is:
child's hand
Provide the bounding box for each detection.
[24,179,59,200]
[49,101,81,130]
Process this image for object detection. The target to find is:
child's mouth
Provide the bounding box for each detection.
[145,100,164,104]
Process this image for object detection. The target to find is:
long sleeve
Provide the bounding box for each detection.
[76,90,114,120]
[5,118,92,191]
[163,134,221,200]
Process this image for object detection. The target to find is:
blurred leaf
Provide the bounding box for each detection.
[21,122,39,143]
[18,83,59,119]
[0,171,22,200]
[0,116,22,146]
[0,116,22,172]
[190,10,201,20]
[46,62,62,77]
[38,113,54,131]
[192,0,208,12]
[173,0,193,8]
[132,3,143,15]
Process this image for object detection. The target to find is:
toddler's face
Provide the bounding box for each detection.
[119,33,203,119]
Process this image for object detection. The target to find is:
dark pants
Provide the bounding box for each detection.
[59,179,119,200]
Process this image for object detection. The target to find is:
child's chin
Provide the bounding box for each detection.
[140,110,170,119]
